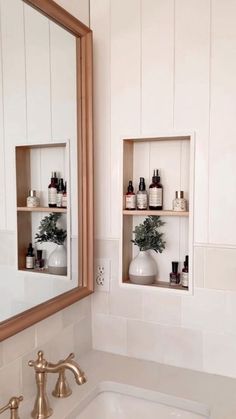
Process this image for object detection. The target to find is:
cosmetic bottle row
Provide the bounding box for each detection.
[48,172,67,208]
[125,169,187,212]
[26,172,68,209]
[26,243,45,270]
[169,256,188,287]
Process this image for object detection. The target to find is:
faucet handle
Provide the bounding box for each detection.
[51,353,74,398]
[64,352,75,362]
[28,350,48,372]
[0,395,23,418]
[52,368,72,398]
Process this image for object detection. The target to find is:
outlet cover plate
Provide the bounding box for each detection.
[94,258,110,292]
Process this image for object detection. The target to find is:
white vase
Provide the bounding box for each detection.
[129,250,157,285]
[48,244,67,276]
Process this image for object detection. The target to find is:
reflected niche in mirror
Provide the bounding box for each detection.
[0,0,93,330]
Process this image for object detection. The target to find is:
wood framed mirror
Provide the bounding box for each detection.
[0,0,93,340]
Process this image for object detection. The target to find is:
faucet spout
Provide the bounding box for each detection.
[46,353,87,385]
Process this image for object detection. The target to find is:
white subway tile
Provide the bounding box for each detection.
[181,288,226,333]
[92,291,109,314]
[109,280,142,319]
[162,325,203,370]
[194,246,205,288]
[0,359,21,401]
[203,331,236,378]
[95,239,119,280]
[35,312,63,346]
[205,247,236,291]
[62,296,91,327]
[2,327,35,364]
[74,316,92,357]
[225,291,236,335]
[142,292,181,326]
[92,313,127,355]
[0,232,16,266]
[22,349,41,400]
[127,320,163,363]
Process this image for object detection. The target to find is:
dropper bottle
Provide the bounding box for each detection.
[137,177,148,210]
[125,180,136,210]
[149,169,163,210]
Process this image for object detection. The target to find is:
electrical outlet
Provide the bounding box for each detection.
[94,258,110,292]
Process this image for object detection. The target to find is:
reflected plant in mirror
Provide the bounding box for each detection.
[35,213,67,276]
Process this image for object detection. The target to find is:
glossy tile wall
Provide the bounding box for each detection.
[91,0,236,379]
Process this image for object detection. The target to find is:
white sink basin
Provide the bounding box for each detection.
[66,382,210,419]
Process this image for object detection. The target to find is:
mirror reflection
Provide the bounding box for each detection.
[0,0,79,321]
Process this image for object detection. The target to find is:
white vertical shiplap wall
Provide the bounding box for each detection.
[0,0,27,230]
[174,0,211,244]
[110,0,141,238]
[209,0,236,245]
[24,5,51,143]
[0,0,78,313]
[0,0,77,233]
[141,0,174,132]
[91,0,212,243]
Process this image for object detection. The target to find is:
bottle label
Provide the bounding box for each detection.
[27,197,39,208]
[125,194,136,209]
[149,188,162,207]
[26,256,34,269]
[137,193,147,209]
[173,198,187,211]
[48,187,57,205]
[62,195,67,208]
[181,272,188,287]
[56,192,63,207]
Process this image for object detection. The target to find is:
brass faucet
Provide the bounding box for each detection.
[0,396,23,419]
[29,350,86,419]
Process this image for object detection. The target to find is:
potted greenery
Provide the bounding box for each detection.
[129,216,166,285]
[35,213,67,275]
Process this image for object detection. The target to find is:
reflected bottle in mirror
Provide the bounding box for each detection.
[48,172,58,207]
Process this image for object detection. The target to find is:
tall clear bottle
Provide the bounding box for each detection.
[137,177,148,210]
[149,169,163,210]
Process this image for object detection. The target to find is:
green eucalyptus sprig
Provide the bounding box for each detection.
[35,213,67,245]
[131,216,166,253]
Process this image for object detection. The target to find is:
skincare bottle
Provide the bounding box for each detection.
[27,190,40,208]
[181,255,189,288]
[169,261,180,285]
[149,169,163,210]
[137,177,148,210]
[125,180,136,210]
[173,191,187,212]
[56,178,64,208]
[35,249,44,270]
[48,172,57,207]
[61,181,67,208]
[26,243,35,269]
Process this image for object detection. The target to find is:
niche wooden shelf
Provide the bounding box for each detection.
[17,207,67,213]
[15,142,70,275]
[123,210,189,217]
[121,132,194,293]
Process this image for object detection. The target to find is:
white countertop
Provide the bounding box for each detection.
[22,350,236,419]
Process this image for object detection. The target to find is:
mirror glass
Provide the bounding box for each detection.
[0,0,79,321]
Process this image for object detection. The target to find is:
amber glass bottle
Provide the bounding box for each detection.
[125,180,136,210]
[149,169,163,210]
